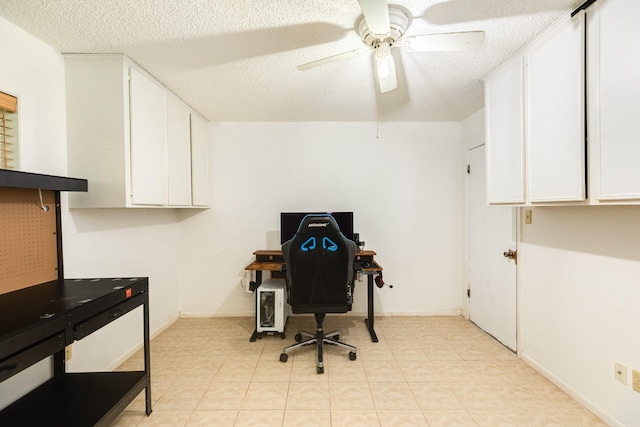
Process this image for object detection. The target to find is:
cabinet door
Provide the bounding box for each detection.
[526,14,585,202]
[129,68,168,205]
[190,114,211,207]
[591,0,640,200]
[485,57,525,204]
[166,96,192,206]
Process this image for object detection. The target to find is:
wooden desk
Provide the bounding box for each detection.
[246,250,383,342]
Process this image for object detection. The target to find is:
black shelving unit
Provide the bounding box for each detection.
[0,171,151,426]
[0,278,152,426]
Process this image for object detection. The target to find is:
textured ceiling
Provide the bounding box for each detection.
[0,0,580,122]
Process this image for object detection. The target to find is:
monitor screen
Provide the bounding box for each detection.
[280,212,354,244]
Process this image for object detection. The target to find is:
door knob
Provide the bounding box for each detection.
[503,249,517,263]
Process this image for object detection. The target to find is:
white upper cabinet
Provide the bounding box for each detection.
[65,54,210,208]
[485,57,525,204]
[526,13,586,203]
[486,0,640,207]
[167,95,193,206]
[190,113,211,207]
[484,12,586,206]
[129,67,168,205]
[589,0,640,202]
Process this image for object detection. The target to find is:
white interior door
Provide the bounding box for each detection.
[469,145,517,351]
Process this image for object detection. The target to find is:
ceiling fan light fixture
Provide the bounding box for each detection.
[376,60,397,93]
[374,41,391,62]
[374,42,397,93]
[377,58,391,78]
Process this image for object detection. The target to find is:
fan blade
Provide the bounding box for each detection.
[297,48,369,70]
[401,31,485,52]
[357,0,390,36]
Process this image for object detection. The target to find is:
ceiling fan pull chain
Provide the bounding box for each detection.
[375,84,380,139]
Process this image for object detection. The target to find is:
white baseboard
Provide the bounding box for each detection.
[178,310,462,318]
[179,311,254,318]
[348,309,462,317]
[521,353,623,427]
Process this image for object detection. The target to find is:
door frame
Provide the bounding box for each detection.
[464,144,521,354]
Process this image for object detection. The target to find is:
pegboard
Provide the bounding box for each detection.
[0,187,58,295]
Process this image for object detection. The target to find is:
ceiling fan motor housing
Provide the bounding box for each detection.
[358,5,410,49]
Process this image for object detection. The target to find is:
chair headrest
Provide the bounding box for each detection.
[295,215,341,235]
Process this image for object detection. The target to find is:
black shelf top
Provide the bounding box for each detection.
[0,169,87,192]
[0,278,148,359]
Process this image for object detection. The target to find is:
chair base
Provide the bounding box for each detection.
[279,315,356,374]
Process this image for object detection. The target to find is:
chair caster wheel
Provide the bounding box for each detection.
[280,333,286,339]
[317,366,324,374]
[279,353,288,363]
[295,333,302,342]
[349,351,357,361]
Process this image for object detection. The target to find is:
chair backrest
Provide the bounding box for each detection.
[282,214,357,314]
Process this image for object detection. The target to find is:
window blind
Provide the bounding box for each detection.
[0,91,18,170]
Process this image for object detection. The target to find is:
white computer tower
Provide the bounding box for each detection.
[256,279,289,334]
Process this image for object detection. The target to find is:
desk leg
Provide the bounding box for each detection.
[250,271,262,342]
[364,274,379,342]
[53,350,65,376]
[143,292,152,416]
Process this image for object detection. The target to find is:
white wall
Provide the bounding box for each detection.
[0,16,181,409]
[0,18,67,176]
[178,122,463,317]
[519,206,640,426]
[62,208,181,372]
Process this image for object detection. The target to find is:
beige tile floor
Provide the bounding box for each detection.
[111,316,606,427]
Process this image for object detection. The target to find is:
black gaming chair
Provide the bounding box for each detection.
[278,214,357,374]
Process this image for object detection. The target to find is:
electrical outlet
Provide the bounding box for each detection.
[615,362,627,384]
[65,345,72,361]
[524,209,533,224]
[633,370,640,393]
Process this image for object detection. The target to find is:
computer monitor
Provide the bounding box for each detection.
[280,212,354,244]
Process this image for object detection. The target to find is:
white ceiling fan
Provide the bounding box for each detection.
[298,0,486,93]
